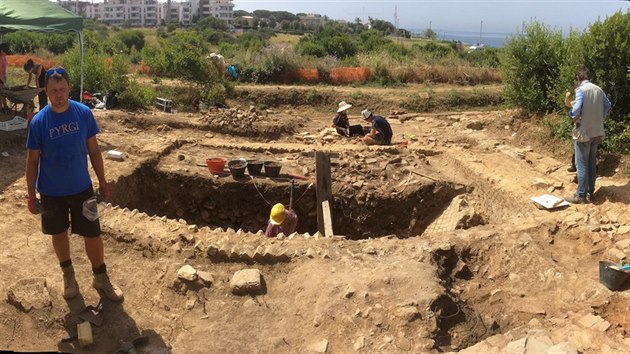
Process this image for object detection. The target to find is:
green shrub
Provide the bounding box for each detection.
[102,37,127,56]
[579,13,630,124]
[503,13,630,153]
[461,48,501,68]
[500,21,564,114]
[156,27,169,39]
[298,41,327,57]
[296,28,357,59]
[61,47,129,99]
[116,30,145,53]
[372,63,399,87]
[44,33,76,55]
[416,42,453,58]
[141,32,210,82]
[601,120,630,154]
[543,115,573,140]
[238,45,300,83]
[118,80,155,109]
[4,31,45,54]
[358,30,391,52]
[195,16,229,32]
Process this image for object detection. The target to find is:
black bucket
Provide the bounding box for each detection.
[263,161,282,177]
[599,260,630,290]
[246,160,263,176]
[228,159,248,179]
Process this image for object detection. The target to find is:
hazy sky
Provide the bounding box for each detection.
[233,1,630,35]
[49,1,630,36]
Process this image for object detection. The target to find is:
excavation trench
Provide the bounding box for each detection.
[430,244,501,351]
[112,162,465,239]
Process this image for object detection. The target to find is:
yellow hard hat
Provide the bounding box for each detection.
[270,203,286,225]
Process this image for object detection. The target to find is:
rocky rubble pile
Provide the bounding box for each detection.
[199,106,296,137]
[332,151,433,201]
[202,105,267,126]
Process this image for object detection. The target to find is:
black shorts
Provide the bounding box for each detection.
[40,187,100,237]
[374,133,392,145]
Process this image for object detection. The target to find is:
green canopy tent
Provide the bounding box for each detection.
[0,0,85,101]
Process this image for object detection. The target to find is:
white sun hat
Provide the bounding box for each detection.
[337,101,352,112]
[361,109,372,120]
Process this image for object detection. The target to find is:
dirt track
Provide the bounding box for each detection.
[1,84,630,353]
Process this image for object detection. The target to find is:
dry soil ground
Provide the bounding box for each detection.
[1,83,630,354]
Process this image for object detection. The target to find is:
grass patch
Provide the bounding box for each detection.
[270,33,302,47]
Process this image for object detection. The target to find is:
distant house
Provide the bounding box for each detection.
[240,15,255,28]
[299,14,325,29]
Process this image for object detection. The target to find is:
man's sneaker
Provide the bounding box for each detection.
[565,194,586,204]
[61,265,79,299]
[567,166,577,173]
[586,193,594,203]
[93,273,124,302]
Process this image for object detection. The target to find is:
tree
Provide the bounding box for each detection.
[117,30,145,53]
[423,28,437,40]
[195,16,229,32]
[369,17,395,35]
[253,10,273,19]
[398,29,411,39]
[234,10,251,17]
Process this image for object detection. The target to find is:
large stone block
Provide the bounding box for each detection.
[230,269,264,296]
[7,277,51,312]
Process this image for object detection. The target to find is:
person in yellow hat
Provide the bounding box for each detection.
[265,203,298,238]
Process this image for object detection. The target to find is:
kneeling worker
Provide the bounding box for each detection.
[362,109,393,146]
[265,203,298,238]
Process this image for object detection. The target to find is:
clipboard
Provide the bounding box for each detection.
[530,194,570,209]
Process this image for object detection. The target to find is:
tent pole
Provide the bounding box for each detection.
[78,31,84,103]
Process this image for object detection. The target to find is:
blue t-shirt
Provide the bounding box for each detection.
[372,116,393,141]
[26,100,100,196]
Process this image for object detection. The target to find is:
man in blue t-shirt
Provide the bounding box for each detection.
[25,67,123,302]
[362,109,393,145]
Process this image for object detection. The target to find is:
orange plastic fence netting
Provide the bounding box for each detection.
[330,67,371,84]
[294,68,319,82]
[293,67,371,84]
[7,55,58,70]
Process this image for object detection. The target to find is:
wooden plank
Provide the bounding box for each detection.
[321,200,334,237]
[316,152,333,235]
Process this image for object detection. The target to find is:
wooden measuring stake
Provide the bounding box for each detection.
[316,152,333,236]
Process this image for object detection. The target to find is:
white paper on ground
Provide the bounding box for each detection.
[530,194,570,209]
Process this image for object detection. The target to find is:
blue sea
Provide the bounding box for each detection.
[410,29,515,48]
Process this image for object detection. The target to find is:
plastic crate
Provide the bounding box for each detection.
[155,97,173,113]
[0,116,28,131]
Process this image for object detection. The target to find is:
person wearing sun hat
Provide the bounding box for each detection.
[265,203,298,238]
[362,109,393,146]
[332,100,364,137]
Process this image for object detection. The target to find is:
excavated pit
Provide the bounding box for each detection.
[429,243,502,351]
[112,161,464,239]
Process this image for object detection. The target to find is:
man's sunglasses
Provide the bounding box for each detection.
[46,68,66,78]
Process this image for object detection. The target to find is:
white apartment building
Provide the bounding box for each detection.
[158,1,193,25]
[57,0,233,27]
[88,0,159,27]
[198,0,234,24]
